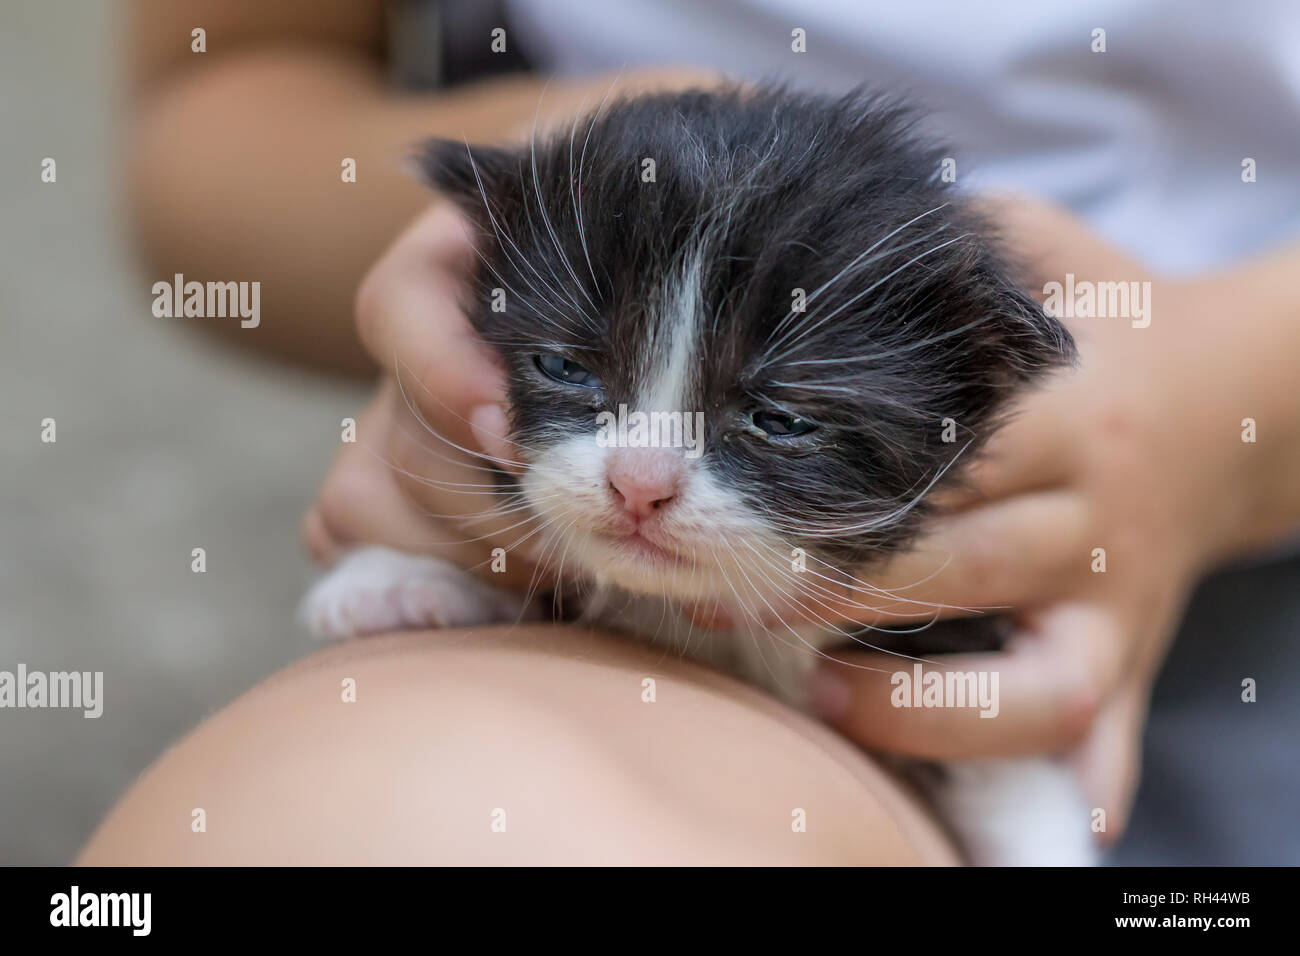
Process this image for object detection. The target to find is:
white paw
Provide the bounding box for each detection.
[301,546,527,640]
[938,757,1099,866]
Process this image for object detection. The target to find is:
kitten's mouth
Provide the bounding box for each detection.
[600,529,685,566]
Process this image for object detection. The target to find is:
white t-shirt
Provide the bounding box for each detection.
[505,0,1300,274]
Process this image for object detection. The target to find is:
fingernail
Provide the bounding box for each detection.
[805,668,851,720]
[469,403,511,462]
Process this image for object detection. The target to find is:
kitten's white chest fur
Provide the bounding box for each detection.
[304,546,1096,866]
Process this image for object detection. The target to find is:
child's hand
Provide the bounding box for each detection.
[806,196,1278,840]
[301,203,544,591]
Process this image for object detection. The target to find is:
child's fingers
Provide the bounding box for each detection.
[807,602,1123,759]
[820,490,1089,624]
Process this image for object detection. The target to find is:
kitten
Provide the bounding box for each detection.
[302,86,1090,865]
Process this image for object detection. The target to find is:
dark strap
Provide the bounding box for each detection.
[389,0,534,89]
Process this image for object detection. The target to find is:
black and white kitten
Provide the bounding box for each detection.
[303,86,1089,865]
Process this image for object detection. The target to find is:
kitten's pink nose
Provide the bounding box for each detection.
[606,449,681,520]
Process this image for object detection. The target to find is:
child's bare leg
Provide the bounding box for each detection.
[78,626,956,865]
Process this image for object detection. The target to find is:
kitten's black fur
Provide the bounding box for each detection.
[419,85,1072,597]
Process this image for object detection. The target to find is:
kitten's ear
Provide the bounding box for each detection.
[412,138,517,219]
[989,279,1078,379]
[958,246,1077,386]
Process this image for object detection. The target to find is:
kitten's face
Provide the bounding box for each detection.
[422,88,1072,611]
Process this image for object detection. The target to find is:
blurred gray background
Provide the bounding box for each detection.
[2,0,1296,866]
[0,1,365,864]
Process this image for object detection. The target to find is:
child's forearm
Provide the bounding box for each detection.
[129,41,716,376]
[129,48,566,374]
[1195,244,1300,558]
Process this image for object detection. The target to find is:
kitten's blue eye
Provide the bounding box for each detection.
[535,354,604,389]
[752,410,817,438]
